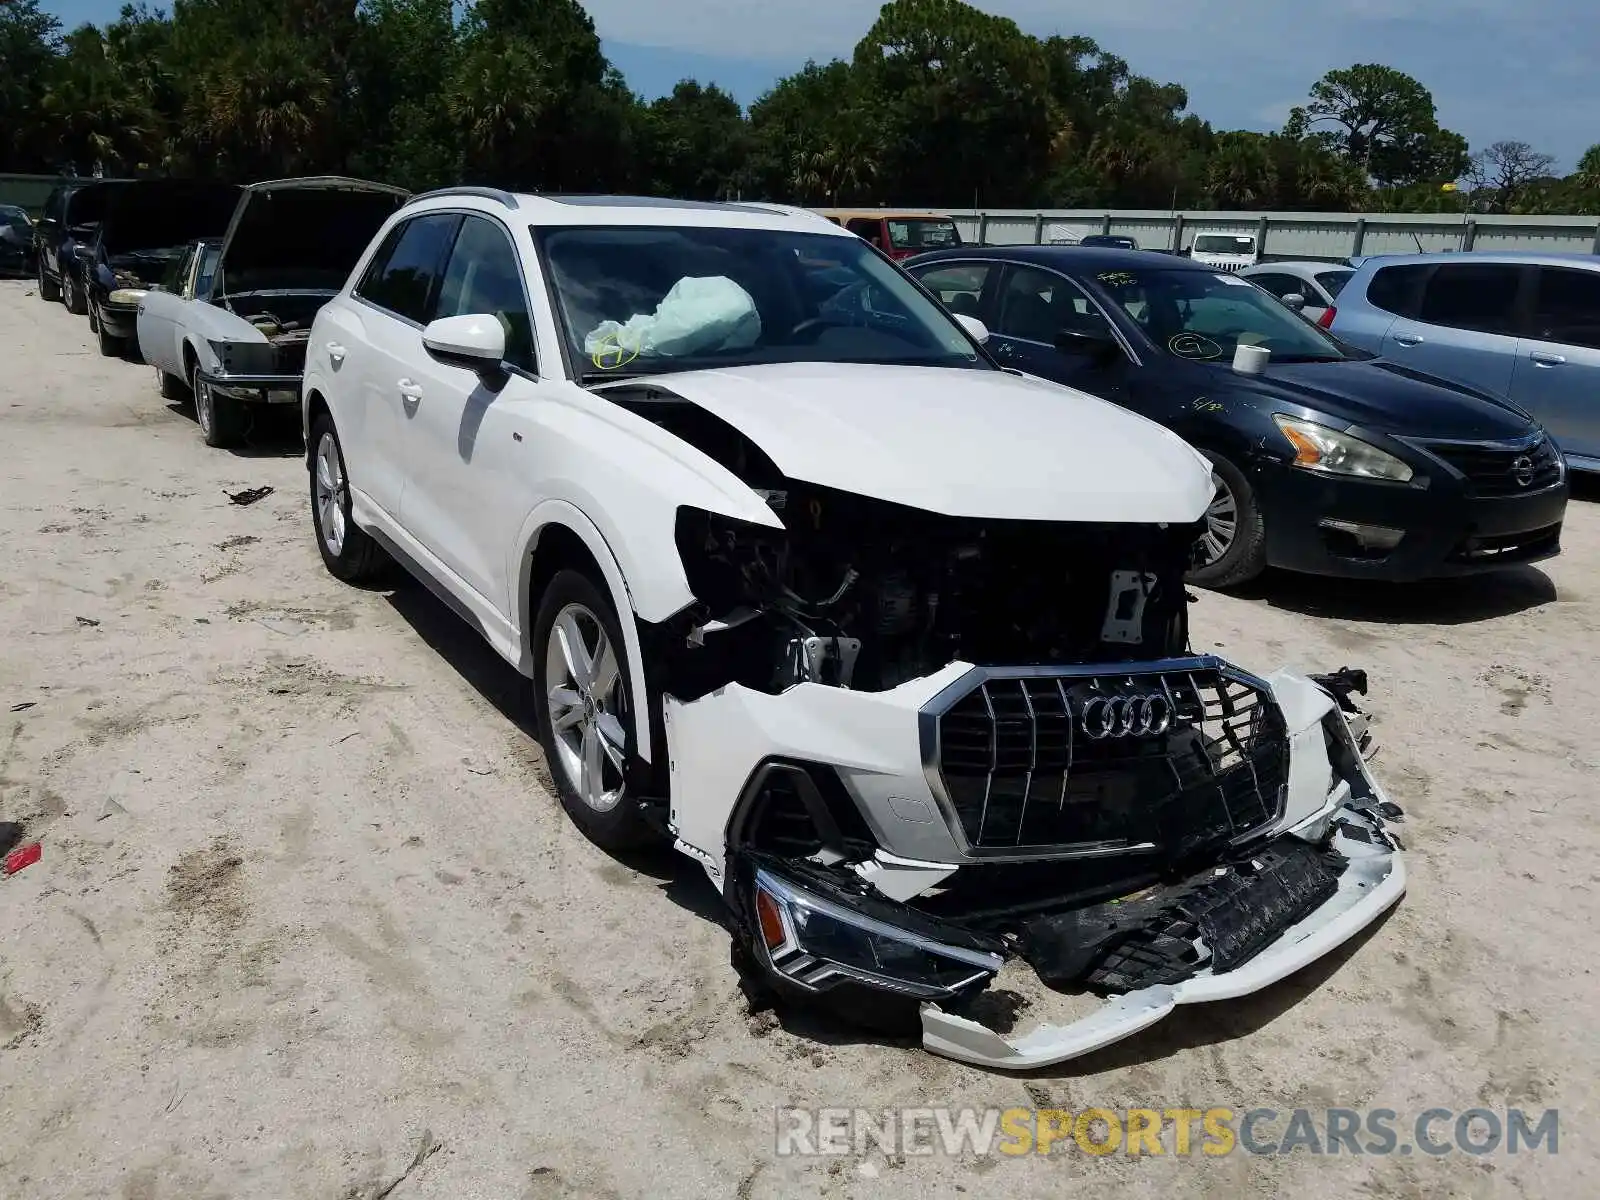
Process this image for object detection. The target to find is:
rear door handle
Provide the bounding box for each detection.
[325,341,346,362]
[1530,351,1566,366]
[1392,334,1424,347]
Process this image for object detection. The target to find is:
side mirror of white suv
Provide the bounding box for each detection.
[422,313,506,370]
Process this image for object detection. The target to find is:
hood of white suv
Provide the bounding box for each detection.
[597,362,1214,524]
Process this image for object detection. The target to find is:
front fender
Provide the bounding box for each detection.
[511,499,657,764]
[183,302,270,346]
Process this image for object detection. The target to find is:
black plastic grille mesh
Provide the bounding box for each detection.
[1424,436,1562,496]
[934,666,1287,857]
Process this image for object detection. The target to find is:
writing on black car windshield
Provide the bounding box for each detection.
[538,226,985,380]
[1098,268,1347,363]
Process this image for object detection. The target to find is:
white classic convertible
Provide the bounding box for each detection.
[136,176,408,447]
[301,188,1406,1070]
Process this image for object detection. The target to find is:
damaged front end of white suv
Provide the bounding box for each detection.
[605,369,1406,1072]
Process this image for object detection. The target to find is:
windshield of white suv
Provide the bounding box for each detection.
[1097,268,1349,363]
[536,226,990,381]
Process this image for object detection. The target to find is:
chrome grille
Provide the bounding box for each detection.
[1422,435,1562,496]
[925,660,1287,859]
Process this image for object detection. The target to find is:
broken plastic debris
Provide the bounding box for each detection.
[3,842,41,875]
[75,616,101,627]
[227,486,274,506]
[8,701,35,712]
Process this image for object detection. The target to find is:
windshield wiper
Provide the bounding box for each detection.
[1271,353,1346,364]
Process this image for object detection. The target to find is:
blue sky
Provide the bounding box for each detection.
[42,0,1599,172]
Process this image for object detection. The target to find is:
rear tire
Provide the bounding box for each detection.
[532,569,657,852]
[157,368,189,402]
[37,260,59,302]
[308,412,387,582]
[1186,450,1267,589]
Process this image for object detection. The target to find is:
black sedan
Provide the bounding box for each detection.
[904,245,1569,587]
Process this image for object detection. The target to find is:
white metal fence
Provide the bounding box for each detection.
[929,209,1600,261]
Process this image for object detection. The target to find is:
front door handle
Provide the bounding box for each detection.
[1392,333,1424,347]
[325,341,346,361]
[1530,351,1566,366]
[398,378,423,409]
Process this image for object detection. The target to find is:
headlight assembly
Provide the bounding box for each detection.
[1272,415,1414,482]
[752,867,1002,999]
[674,506,787,612]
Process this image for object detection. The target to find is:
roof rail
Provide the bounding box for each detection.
[411,186,520,209]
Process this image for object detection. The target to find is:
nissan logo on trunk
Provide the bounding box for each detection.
[1076,691,1174,739]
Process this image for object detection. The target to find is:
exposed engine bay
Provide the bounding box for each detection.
[221,293,330,375]
[624,393,1200,700]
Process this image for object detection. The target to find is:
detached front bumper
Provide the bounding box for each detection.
[919,802,1403,1069]
[667,658,1406,1070]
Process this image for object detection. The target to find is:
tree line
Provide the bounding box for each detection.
[3,0,1599,215]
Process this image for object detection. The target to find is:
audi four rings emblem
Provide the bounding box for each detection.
[1078,691,1174,739]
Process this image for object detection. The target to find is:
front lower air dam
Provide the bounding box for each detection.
[915,685,1407,1072]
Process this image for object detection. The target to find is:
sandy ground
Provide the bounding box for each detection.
[0,276,1595,1198]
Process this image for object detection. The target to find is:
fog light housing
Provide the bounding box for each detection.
[752,867,1001,999]
[1319,518,1405,556]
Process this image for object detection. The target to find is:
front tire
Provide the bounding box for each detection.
[532,569,655,851]
[309,412,387,582]
[92,306,123,356]
[193,371,244,448]
[63,270,86,315]
[37,260,60,302]
[1187,451,1267,589]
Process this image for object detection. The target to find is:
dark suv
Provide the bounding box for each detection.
[33,179,129,311]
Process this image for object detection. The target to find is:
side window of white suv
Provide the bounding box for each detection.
[354,213,461,325]
[433,215,537,373]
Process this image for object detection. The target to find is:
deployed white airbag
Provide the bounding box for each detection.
[583,275,761,360]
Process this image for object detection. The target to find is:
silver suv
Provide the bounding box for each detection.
[1329,253,1600,472]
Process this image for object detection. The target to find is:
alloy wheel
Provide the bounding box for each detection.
[194,377,213,437]
[313,432,347,556]
[1195,476,1239,567]
[61,272,73,310]
[543,603,628,813]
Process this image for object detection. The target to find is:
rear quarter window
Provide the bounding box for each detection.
[1364,264,1430,318]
